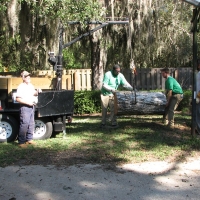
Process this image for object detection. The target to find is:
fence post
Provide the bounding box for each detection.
[86,69,92,90]
[74,71,80,90]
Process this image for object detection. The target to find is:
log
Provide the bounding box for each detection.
[114,91,167,115]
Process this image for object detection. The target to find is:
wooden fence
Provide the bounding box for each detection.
[0,68,193,91]
[123,67,193,90]
[66,67,193,91]
[66,69,92,90]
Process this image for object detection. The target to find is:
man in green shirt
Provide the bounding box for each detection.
[100,64,133,128]
[161,68,183,129]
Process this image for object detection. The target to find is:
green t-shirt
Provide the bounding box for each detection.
[165,76,183,94]
[101,70,128,96]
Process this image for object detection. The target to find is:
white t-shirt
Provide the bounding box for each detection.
[16,82,37,103]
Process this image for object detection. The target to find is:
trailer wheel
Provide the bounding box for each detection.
[0,115,18,142]
[34,118,53,140]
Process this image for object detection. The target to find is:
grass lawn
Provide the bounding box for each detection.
[0,113,200,167]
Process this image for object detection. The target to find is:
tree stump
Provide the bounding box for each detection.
[114,91,167,115]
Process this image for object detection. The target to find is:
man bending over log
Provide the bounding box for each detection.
[161,68,183,129]
[100,64,133,128]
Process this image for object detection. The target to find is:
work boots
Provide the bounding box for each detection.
[163,119,174,129]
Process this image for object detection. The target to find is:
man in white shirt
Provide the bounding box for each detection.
[16,71,42,148]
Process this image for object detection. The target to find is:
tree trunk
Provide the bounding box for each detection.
[89,28,105,90]
[114,91,167,115]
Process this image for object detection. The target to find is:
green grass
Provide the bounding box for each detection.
[0,113,200,167]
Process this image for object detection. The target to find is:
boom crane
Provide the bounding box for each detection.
[47,19,129,137]
[0,19,130,142]
[48,19,129,90]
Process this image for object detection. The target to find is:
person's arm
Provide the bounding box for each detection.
[120,74,133,90]
[16,97,35,106]
[122,81,133,90]
[102,83,115,92]
[16,84,41,106]
[165,77,173,107]
[166,90,172,107]
[102,72,116,93]
[34,88,42,96]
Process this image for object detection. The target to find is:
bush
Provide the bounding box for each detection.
[74,90,101,115]
[177,90,192,114]
[73,90,192,115]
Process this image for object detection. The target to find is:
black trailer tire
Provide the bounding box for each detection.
[34,118,53,140]
[0,115,19,142]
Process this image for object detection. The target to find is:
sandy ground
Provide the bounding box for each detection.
[0,156,200,200]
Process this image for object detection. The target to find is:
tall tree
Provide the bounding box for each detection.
[104,0,193,69]
[0,0,104,71]
[0,0,195,90]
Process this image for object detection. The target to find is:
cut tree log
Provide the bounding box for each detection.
[114,91,167,115]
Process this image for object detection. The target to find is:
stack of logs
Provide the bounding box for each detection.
[114,91,167,115]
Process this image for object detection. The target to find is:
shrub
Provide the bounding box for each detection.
[177,90,192,114]
[74,90,101,115]
[73,90,192,115]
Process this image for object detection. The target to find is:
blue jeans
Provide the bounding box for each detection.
[18,105,35,144]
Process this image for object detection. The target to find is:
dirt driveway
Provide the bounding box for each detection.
[0,155,200,200]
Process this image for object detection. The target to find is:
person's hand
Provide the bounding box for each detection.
[37,88,42,93]
[35,88,42,96]
[26,101,35,106]
[111,90,117,94]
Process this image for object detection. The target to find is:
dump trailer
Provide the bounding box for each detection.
[0,72,74,142]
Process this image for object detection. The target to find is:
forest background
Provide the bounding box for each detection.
[0,0,198,89]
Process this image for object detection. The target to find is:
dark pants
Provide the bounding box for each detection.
[18,105,35,144]
[196,103,200,133]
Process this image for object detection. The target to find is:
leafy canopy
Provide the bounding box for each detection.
[18,0,105,24]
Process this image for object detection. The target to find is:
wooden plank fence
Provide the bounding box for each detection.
[0,68,193,91]
[123,68,193,91]
[66,69,92,90]
[65,68,192,91]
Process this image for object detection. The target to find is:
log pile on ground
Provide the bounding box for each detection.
[114,91,167,115]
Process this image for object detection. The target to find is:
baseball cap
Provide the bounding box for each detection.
[21,71,31,77]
